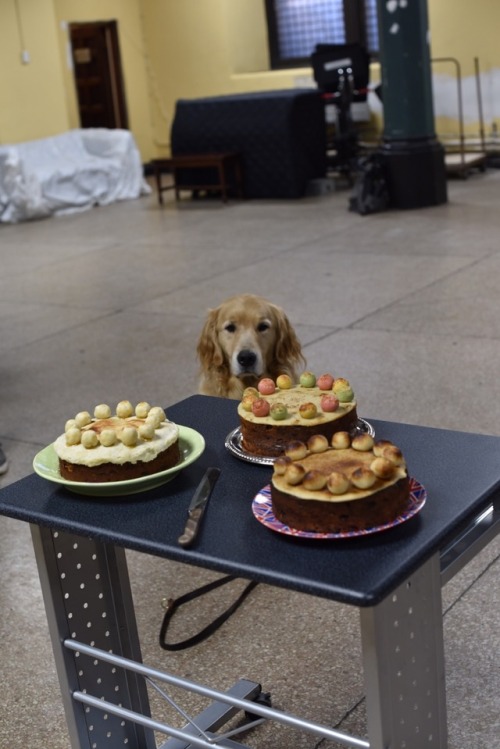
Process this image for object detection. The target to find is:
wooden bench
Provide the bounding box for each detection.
[152,152,244,204]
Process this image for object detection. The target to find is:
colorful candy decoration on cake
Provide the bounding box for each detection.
[240,372,355,421]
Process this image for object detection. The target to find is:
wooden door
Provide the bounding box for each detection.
[70,21,128,129]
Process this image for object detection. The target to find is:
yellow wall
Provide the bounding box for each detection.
[139,0,230,153]
[139,0,314,156]
[1,1,500,159]
[0,0,68,143]
[429,1,500,141]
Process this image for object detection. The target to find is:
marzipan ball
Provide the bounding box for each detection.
[320,394,339,412]
[307,434,329,453]
[351,466,376,489]
[276,374,292,389]
[299,402,317,419]
[285,441,308,461]
[135,401,151,419]
[243,387,259,397]
[284,463,306,486]
[331,431,351,449]
[120,426,138,446]
[373,439,393,457]
[147,407,166,427]
[327,471,351,495]
[332,378,354,402]
[75,411,92,428]
[317,373,334,391]
[352,434,375,452]
[299,371,316,388]
[251,398,270,418]
[370,457,395,480]
[94,404,111,420]
[116,400,134,418]
[270,402,288,420]
[381,444,405,466]
[139,423,156,440]
[81,430,99,449]
[241,393,258,412]
[65,427,81,446]
[273,456,291,476]
[99,429,117,447]
[258,378,276,395]
[303,470,328,491]
[146,413,162,429]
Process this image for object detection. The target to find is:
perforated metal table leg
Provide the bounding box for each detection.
[360,553,448,749]
[31,525,156,749]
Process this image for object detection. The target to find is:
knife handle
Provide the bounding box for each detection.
[178,508,202,547]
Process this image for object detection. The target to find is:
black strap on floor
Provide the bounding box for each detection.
[159,575,258,651]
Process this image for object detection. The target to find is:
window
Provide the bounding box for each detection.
[265,0,379,69]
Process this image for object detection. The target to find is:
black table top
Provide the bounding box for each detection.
[1,395,499,606]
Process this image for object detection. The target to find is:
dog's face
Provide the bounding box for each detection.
[216,295,278,381]
[197,294,305,398]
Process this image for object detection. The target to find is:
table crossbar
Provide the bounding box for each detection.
[65,639,370,749]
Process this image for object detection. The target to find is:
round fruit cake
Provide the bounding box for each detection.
[54,400,181,483]
[237,371,358,457]
[270,432,410,533]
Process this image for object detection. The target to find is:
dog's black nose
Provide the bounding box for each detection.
[237,350,257,370]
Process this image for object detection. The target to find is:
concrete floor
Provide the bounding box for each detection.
[0,173,499,748]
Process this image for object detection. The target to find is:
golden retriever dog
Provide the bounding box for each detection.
[197,294,305,398]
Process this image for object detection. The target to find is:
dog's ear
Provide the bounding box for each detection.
[196,308,225,369]
[273,308,306,375]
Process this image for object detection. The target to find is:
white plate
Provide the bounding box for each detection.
[33,426,205,497]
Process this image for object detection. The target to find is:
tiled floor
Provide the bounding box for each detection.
[0,173,499,748]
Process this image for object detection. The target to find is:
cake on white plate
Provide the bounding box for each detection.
[237,371,358,457]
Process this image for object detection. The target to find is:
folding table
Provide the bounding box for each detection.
[0,395,498,749]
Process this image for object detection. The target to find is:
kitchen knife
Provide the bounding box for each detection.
[177,467,220,547]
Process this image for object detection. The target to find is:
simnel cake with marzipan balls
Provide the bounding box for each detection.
[270,431,410,534]
[237,371,359,457]
[54,400,181,482]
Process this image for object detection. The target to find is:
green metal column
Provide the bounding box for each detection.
[377,0,447,208]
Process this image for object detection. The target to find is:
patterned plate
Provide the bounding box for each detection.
[225,418,375,466]
[252,477,426,539]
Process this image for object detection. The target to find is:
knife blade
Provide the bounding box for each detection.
[178,467,220,547]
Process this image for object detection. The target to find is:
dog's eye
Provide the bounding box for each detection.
[224,323,236,333]
[257,322,270,332]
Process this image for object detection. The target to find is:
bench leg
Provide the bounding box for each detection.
[155,167,164,205]
[172,168,181,201]
[234,159,244,199]
[218,162,228,202]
